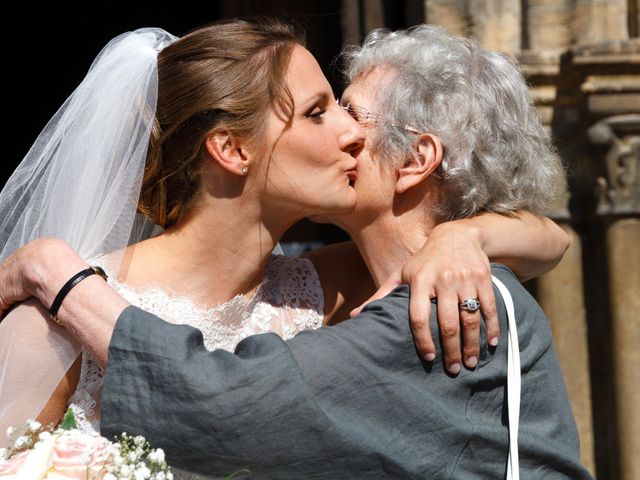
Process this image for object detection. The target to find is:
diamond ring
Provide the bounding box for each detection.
[459,298,480,312]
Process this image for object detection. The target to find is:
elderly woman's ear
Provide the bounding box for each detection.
[395,133,443,194]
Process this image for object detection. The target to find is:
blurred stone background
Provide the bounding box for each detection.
[5,1,639,478]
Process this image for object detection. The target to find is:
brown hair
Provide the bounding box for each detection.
[138,18,305,227]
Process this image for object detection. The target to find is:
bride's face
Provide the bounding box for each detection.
[258,45,365,219]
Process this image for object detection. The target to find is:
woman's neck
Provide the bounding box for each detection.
[117,195,292,307]
[346,210,433,288]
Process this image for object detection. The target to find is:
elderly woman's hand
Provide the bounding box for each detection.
[399,222,499,373]
[351,221,499,374]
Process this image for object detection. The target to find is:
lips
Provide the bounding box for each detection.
[346,169,357,187]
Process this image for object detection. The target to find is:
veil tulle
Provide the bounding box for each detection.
[0,28,177,442]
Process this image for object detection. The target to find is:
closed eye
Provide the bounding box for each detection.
[308,108,326,123]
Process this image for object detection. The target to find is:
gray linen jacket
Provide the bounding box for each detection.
[101,265,592,479]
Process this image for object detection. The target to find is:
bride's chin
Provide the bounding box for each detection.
[337,193,357,212]
[308,197,357,224]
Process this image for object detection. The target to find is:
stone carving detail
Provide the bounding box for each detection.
[588,115,640,215]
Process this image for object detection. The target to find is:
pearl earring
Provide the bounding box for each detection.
[241,166,249,175]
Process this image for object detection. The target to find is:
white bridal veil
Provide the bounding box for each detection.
[0,28,177,441]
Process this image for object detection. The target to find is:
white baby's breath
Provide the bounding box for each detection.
[14,436,28,449]
[2,412,172,479]
[128,451,140,462]
[119,464,132,477]
[148,448,165,465]
[26,420,41,433]
[135,466,152,479]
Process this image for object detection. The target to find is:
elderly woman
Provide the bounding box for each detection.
[0,26,591,478]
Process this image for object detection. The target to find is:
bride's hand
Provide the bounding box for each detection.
[0,238,80,318]
[351,222,499,374]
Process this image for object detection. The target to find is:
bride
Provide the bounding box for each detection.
[0,18,567,438]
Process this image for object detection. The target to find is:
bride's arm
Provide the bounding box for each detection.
[0,238,127,367]
[38,355,82,426]
[0,298,82,438]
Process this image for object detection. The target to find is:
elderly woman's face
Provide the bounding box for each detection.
[330,67,399,228]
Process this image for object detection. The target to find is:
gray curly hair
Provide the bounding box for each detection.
[342,25,564,220]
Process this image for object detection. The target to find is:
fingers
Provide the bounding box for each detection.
[458,294,481,369]
[477,279,499,347]
[437,290,462,374]
[408,282,436,361]
[457,273,498,369]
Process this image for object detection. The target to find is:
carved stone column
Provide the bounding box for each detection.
[526,0,574,51]
[607,217,640,480]
[518,46,597,474]
[424,0,469,37]
[573,0,629,43]
[468,0,521,54]
[425,0,521,54]
[589,114,640,480]
[536,226,595,473]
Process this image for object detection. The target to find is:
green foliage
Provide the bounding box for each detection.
[60,408,78,430]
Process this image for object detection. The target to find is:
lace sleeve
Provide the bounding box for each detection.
[261,255,325,339]
[67,351,103,435]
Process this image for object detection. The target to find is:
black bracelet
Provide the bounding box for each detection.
[49,266,108,324]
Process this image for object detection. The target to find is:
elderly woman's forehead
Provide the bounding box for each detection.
[355,65,396,85]
[345,66,395,102]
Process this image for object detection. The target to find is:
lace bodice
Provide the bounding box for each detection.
[68,254,324,434]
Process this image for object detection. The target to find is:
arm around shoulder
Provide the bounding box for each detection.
[432,211,570,281]
[100,293,469,478]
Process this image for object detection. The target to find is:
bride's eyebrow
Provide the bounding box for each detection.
[300,91,331,110]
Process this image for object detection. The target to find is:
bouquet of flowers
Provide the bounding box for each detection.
[0,410,172,480]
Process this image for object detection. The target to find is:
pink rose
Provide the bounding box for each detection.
[0,450,29,476]
[47,432,111,480]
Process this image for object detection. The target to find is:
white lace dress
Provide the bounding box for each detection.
[67,254,324,435]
